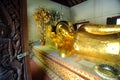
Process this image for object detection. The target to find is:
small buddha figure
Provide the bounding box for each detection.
[52,21,120,64]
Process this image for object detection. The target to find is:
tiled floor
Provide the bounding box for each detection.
[30,58,50,80]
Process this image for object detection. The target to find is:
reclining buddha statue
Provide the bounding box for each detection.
[51,21,120,64]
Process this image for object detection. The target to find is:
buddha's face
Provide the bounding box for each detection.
[56,21,74,38]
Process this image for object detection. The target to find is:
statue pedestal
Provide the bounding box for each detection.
[32,45,106,80]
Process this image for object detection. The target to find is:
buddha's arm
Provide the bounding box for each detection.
[81,24,120,35]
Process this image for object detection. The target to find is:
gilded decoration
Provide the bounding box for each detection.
[51,21,120,63]
[33,7,120,80]
[33,7,62,46]
[33,7,51,45]
[50,22,120,79]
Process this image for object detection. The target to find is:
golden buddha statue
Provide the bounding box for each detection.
[51,21,120,64]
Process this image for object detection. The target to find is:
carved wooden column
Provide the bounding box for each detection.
[0,0,30,80]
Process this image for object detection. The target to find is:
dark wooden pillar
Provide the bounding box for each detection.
[0,0,31,80]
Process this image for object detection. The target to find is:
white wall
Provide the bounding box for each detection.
[70,0,120,24]
[27,0,70,41]
[27,0,120,41]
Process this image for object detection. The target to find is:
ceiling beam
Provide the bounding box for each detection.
[51,0,87,7]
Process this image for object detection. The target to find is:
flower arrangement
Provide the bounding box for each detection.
[33,7,62,45]
[33,7,51,45]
